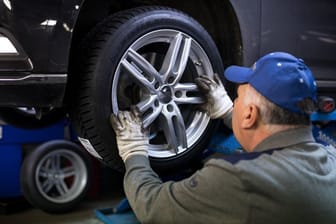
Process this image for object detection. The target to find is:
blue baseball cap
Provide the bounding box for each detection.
[224,52,317,114]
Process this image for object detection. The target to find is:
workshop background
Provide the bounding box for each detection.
[1,0,336,223]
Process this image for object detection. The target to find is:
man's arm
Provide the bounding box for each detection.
[124,155,247,224]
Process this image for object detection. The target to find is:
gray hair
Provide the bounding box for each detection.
[243,85,313,127]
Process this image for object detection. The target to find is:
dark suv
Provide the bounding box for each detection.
[1,0,335,172]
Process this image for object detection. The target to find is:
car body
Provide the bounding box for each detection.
[1,0,335,171]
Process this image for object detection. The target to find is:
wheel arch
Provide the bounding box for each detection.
[68,0,244,99]
[69,0,243,73]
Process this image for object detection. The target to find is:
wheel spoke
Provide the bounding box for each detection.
[51,154,61,170]
[41,179,54,193]
[136,95,163,128]
[38,167,49,178]
[61,166,76,178]
[43,158,52,170]
[128,49,162,84]
[39,161,52,175]
[55,180,69,196]
[174,83,205,104]
[121,49,160,93]
[160,102,187,153]
[160,32,191,84]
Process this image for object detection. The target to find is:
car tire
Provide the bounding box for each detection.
[69,6,225,173]
[20,140,91,213]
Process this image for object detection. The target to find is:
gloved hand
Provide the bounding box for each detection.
[110,108,149,162]
[195,73,233,119]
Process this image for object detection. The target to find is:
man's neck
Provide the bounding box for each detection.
[247,124,304,152]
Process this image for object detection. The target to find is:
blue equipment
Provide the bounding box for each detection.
[0,120,68,198]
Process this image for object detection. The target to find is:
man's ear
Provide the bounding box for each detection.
[241,104,259,129]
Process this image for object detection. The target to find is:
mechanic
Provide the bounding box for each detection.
[110,52,336,224]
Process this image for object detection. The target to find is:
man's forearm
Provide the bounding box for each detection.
[124,155,174,223]
[123,154,245,224]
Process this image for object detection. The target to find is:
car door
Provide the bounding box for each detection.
[260,0,336,95]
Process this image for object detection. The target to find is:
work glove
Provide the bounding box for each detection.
[110,108,149,162]
[195,73,233,119]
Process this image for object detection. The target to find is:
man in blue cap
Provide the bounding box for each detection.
[110,52,336,224]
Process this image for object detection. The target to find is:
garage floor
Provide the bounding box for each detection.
[0,192,124,224]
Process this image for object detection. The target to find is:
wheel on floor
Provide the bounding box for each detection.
[20,140,91,213]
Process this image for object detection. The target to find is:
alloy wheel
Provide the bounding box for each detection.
[35,149,88,203]
[112,29,214,158]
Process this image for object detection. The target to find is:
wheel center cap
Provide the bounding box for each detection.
[158,86,172,103]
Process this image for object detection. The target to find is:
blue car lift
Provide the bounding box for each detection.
[0,119,75,214]
[95,111,336,224]
[0,120,70,198]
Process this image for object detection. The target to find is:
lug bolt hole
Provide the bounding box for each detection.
[175,91,182,98]
[168,76,175,84]
[167,104,174,112]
